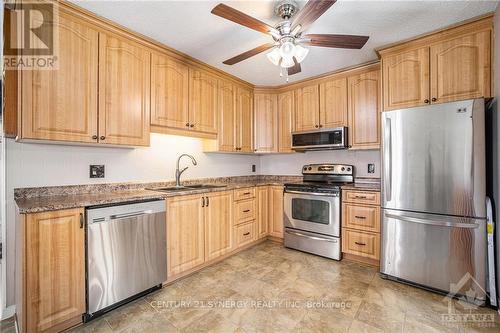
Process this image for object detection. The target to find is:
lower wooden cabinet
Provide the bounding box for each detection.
[20,208,85,333]
[268,186,284,238]
[256,186,269,238]
[204,192,233,261]
[234,221,257,248]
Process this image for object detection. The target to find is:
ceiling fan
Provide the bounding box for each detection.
[211,0,369,79]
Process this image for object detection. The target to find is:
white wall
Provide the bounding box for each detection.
[5,133,260,306]
[260,149,381,178]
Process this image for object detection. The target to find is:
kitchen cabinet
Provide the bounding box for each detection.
[347,68,381,150]
[20,12,99,143]
[205,192,233,261]
[189,69,218,134]
[319,77,348,128]
[277,91,294,153]
[295,84,320,132]
[268,185,284,238]
[150,53,190,129]
[21,208,85,333]
[254,93,278,153]
[256,186,269,239]
[217,80,237,151]
[167,194,206,276]
[98,32,151,146]
[380,17,492,110]
[236,86,254,152]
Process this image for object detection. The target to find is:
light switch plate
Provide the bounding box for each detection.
[368,164,375,174]
[90,165,105,178]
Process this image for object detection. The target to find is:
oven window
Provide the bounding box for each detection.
[291,198,330,224]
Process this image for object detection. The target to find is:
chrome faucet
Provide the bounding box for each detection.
[175,154,197,187]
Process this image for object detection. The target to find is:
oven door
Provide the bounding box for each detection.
[284,191,339,237]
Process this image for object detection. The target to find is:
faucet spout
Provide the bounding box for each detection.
[175,154,198,187]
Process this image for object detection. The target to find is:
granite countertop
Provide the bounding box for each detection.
[14,177,297,214]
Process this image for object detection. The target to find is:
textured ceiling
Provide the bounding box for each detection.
[70,0,498,86]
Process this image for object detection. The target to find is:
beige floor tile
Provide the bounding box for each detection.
[103,299,157,332]
[292,309,352,333]
[355,300,405,332]
[180,311,241,333]
[68,318,113,333]
[348,319,384,333]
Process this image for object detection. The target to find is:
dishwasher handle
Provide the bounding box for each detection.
[109,210,154,221]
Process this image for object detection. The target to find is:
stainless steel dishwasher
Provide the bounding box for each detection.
[85,200,166,320]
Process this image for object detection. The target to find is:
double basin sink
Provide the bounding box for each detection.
[147,184,227,193]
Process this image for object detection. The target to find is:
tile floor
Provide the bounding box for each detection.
[71,241,499,333]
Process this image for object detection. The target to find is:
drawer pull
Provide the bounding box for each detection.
[243,192,251,195]
[243,209,250,213]
[354,195,367,199]
[243,232,250,236]
[354,215,366,219]
[354,241,366,246]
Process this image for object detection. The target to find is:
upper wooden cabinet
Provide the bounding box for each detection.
[254,93,278,153]
[277,91,294,153]
[217,80,237,152]
[99,32,151,146]
[295,84,320,132]
[189,69,218,134]
[380,17,492,110]
[151,53,189,129]
[20,12,99,143]
[348,67,381,150]
[319,77,348,128]
[236,86,254,152]
[22,208,85,333]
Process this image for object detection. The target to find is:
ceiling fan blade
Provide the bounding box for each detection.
[291,0,337,33]
[287,57,301,75]
[212,4,278,36]
[223,43,276,65]
[302,34,369,49]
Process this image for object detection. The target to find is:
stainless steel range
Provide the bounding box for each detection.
[284,164,354,260]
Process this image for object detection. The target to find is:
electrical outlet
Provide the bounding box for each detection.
[90,165,105,178]
[252,164,256,172]
[368,164,375,174]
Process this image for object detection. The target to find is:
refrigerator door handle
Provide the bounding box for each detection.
[383,116,392,202]
[385,212,481,229]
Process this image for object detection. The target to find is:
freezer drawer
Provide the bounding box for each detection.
[381,209,487,300]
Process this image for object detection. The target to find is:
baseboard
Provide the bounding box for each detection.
[1,305,15,320]
[342,253,380,267]
[266,235,283,243]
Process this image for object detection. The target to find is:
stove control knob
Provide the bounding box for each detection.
[347,167,351,171]
[341,167,345,171]
[303,167,307,171]
[308,167,312,171]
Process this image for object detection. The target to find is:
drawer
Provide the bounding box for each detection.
[234,221,256,248]
[342,203,380,232]
[343,190,380,205]
[234,187,255,201]
[234,199,256,225]
[342,229,380,260]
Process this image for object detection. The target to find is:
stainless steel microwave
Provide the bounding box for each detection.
[291,127,348,151]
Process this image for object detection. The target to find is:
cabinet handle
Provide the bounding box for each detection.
[202,197,205,207]
[354,215,366,219]
[243,192,251,195]
[100,136,105,140]
[79,213,84,229]
[315,125,319,128]
[190,124,195,128]
[319,124,323,128]
[186,123,190,127]
[243,209,250,213]
[354,195,367,199]
[206,196,209,207]
[424,99,429,104]
[354,241,366,246]
[431,97,437,102]
[92,135,98,140]
[243,232,250,236]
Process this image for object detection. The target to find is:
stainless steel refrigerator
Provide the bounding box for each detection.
[381,98,488,301]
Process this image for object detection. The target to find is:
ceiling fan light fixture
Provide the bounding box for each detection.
[266,48,281,66]
[279,41,296,59]
[294,44,309,63]
[280,56,295,68]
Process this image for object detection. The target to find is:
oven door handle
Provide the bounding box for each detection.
[285,229,338,243]
[284,190,338,197]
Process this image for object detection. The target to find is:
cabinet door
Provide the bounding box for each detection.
[268,186,284,238]
[151,53,189,129]
[99,32,150,146]
[236,86,253,152]
[205,192,233,261]
[25,208,85,333]
[256,187,269,238]
[382,47,430,111]
[277,91,294,153]
[21,12,98,143]
[348,68,381,150]
[295,84,320,132]
[218,80,236,151]
[189,69,218,134]
[254,93,278,153]
[320,77,348,128]
[430,31,491,104]
[167,195,205,276]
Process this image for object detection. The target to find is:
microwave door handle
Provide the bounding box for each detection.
[384,116,392,202]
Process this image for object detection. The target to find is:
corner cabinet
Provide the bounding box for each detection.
[380,17,492,110]
[19,208,85,333]
[254,93,278,153]
[98,32,151,146]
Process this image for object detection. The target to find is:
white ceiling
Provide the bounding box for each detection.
[70,0,498,86]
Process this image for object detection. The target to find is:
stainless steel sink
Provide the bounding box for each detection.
[147,184,226,193]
